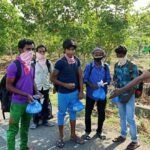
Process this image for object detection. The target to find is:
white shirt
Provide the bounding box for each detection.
[34,60,53,91]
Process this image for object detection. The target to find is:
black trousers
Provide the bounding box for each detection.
[85,96,107,134]
[33,89,53,124]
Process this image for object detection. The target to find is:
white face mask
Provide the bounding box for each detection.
[118,57,127,66]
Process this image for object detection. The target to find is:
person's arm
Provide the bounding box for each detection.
[6,78,33,103]
[78,67,84,99]
[110,71,150,98]
[49,61,54,81]
[51,69,75,90]
[83,64,98,90]
[33,81,38,94]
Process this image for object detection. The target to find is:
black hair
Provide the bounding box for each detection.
[18,38,35,49]
[36,44,47,52]
[115,45,127,55]
[63,39,77,49]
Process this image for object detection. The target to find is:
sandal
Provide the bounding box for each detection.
[97,133,106,140]
[71,136,84,144]
[81,133,91,140]
[56,139,65,148]
[126,142,140,150]
[112,136,126,143]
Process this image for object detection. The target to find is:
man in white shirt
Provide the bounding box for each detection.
[30,44,54,129]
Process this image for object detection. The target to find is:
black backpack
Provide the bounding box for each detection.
[0,60,22,119]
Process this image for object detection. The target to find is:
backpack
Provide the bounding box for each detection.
[0,60,22,119]
[114,61,143,98]
[128,61,143,98]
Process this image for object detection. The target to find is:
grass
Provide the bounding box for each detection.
[1,54,150,143]
[50,92,150,143]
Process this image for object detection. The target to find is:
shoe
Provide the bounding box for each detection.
[112,136,126,143]
[42,121,55,127]
[30,123,38,129]
[126,142,140,150]
[93,132,106,140]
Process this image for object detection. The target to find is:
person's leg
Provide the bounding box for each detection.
[117,101,127,138]
[7,103,24,150]
[126,95,138,142]
[57,92,68,140]
[20,105,32,150]
[96,99,107,137]
[41,89,54,125]
[85,96,95,134]
[68,91,84,144]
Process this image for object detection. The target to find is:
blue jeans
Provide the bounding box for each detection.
[57,90,78,125]
[117,95,138,142]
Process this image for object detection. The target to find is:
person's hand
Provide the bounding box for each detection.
[64,83,75,90]
[90,84,99,90]
[78,92,84,99]
[27,94,33,103]
[109,89,122,99]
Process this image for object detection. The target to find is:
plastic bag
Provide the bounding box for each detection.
[92,87,106,100]
[73,100,85,112]
[26,100,42,114]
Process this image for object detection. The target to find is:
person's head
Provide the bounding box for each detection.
[92,47,106,64]
[18,38,35,54]
[115,45,127,58]
[36,44,47,55]
[63,39,77,57]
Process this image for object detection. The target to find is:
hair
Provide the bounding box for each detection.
[18,38,35,49]
[36,44,47,52]
[115,45,127,55]
[63,39,77,49]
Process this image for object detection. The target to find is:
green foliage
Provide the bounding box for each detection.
[0,0,150,57]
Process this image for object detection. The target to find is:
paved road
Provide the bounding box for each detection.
[0,111,149,150]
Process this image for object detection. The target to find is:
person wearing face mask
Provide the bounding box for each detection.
[112,45,140,150]
[51,39,84,148]
[6,39,36,150]
[30,45,54,129]
[82,47,111,140]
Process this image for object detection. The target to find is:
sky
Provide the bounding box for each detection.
[134,0,150,10]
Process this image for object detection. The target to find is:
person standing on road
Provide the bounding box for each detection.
[83,47,111,140]
[30,44,54,129]
[6,39,35,150]
[112,45,140,150]
[51,39,84,148]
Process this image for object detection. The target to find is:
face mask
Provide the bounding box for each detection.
[36,52,46,65]
[94,56,104,63]
[36,52,46,60]
[20,51,33,64]
[118,57,127,66]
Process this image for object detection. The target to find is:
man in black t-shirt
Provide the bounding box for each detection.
[51,39,84,148]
